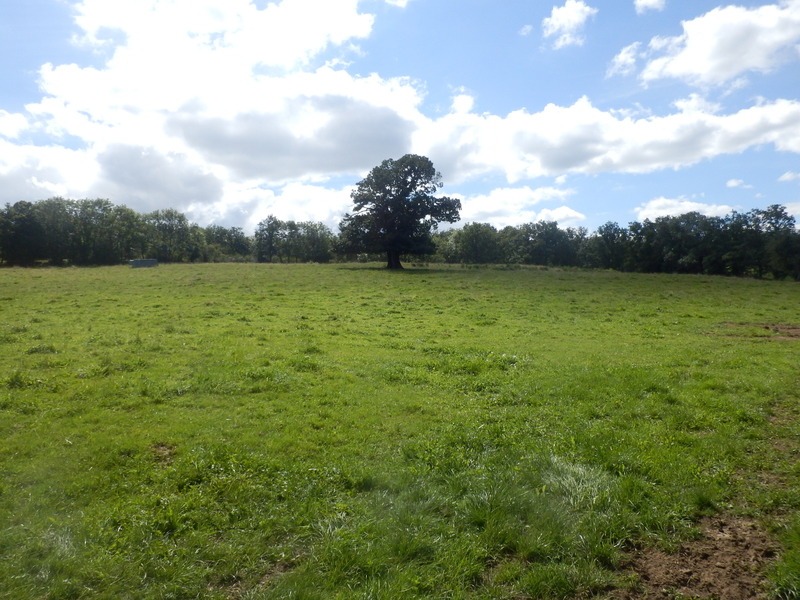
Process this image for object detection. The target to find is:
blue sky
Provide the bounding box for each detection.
[1,0,799,233]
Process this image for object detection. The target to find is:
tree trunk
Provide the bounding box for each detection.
[386,250,403,269]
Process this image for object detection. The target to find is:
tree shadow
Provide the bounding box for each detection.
[336,264,438,274]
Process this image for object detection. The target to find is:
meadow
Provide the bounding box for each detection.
[0,263,798,599]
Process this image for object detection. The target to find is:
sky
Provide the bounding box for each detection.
[1,0,800,234]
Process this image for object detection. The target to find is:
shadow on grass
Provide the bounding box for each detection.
[335,264,438,274]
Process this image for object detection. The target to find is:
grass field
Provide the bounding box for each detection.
[1,263,798,599]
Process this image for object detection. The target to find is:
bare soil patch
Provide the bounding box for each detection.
[151,442,177,465]
[612,516,778,599]
[721,323,800,340]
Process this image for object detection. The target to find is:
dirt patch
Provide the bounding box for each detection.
[151,442,177,464]
[612,516,779,599]
[721,323,800,340]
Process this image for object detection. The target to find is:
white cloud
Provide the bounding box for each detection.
[166,95,414,181]
[185,181,354,231]
[634,197,736,221]
[72,0,374,70]
[92,144,224,213]
[786,202,800,222]
[519,24,534,37]
[542,0,599,49]
[451,94,475,114]
[460,186,577,227]
[10,0,426,213]
[33,1,388,169]
[726,179,753,189]
[0,111,29,139]
[634,0,665,15]
[0,136,100,197]
[534,206,586,225]
[13,43,800,223]
[672,94,721,115]
[640,0,800,87]
[417,95,800,184]
[778,171,800,182]
[607,42,641,77]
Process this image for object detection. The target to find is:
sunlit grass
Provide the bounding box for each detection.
[0,263,798,599]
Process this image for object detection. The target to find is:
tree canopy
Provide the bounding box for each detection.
[338,154,461,269]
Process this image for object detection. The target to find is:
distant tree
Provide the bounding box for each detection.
[625,220,661,272]
[187,224,209,262]
[145,209,191,262]
[767,229,800,280]
[0,201,46,265]
[281,220,302,262]
[755,203,796,234]
[584,221,627,270]
[109,205,147,261]
[74,199,120,264]
[431,229,459,263]
[563,226,588,267]
[205,225,252,261]
[0,205,8,263]
[654,212,709,274]
[254,215,283,263]
[518,221,575,266]
[338,154,461,269]
[453,222,502,264]
[33,198,77,264]
[717,211,753,276]
[297,221,334,263]
[755,204,798,279]
[498,225,526,264]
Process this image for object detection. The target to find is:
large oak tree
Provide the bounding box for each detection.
[338,154,461,269]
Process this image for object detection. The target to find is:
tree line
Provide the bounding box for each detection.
[2,196,798,279]
[434,205,800,279]
[0,198,334,266]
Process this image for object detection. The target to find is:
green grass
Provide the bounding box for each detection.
[1,263,798,599]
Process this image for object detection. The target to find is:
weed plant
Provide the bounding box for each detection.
[1,264,798,599]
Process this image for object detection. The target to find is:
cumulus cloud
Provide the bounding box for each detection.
[726,179,753,189]
[459,186,578,227]
[778,171,800,182]
[535,206,587,225]
[542,0,599,49]
[607,42,642,77]
[184,181,354,231]
[167,96,413,181]
[94,144,225,212]
[0,111,29,139]
[72,0,374,70]
[418,95,800,183]
[5,0,427,225]
[250,182,353,227]
[640,0,800,87]
[451,94,475,114]
[634,197,736,221]
[671,94,722,114]
[634,0,665,14]
[0,140,99,202]
[0,163,71,201]
[786,203,800,222]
